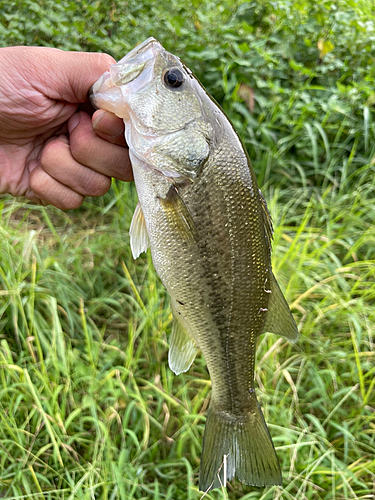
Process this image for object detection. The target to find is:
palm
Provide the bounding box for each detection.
[0,48,85,199]
[1,106,76,199]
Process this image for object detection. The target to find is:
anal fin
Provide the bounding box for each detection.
[262,272,299,341]
[168,304,198,375]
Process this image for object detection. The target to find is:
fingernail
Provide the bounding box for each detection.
[68,113,80,134]
[93,110,124,137]
[92,109,106,124]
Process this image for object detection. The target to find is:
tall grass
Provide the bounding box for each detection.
[0,0,374,498]
[0,162,374,498]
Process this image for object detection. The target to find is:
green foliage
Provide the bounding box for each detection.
[2,0,375,187]
[0,0,374,498]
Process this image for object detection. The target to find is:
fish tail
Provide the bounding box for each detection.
[199,398,282,492]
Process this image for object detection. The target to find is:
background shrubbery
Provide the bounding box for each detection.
[0,1,374,499]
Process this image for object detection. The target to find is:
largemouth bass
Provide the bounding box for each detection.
[90,38,298,492]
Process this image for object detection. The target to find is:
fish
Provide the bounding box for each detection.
[90,37,299,492]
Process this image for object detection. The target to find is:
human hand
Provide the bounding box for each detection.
[0,46,132,209]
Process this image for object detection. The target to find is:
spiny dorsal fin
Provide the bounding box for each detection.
[262,272,299,342]
[168,304,198,375]
[129,202,150,259]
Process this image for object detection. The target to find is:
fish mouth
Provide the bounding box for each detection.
[90,37,163,114]
[111,37,163,85]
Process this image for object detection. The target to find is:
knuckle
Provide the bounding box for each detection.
[29,166,46,195]
[40,139,67,170]
[70,130,92,164]
[29,166,84,210]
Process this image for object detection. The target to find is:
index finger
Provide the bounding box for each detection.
[69,111,132,181]
[92,110,127,147]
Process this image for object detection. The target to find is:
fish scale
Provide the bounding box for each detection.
[90,37,299,492]
[194,151,268,413]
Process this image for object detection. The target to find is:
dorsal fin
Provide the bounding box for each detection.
[262,272,299,342]
[259,189,273,250]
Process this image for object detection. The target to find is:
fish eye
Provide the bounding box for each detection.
[163,68,184,88]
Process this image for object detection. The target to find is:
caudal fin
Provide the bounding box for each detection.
[199,399,282,492]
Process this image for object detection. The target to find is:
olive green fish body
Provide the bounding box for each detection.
[91,38,298,492]
[133,116,267,388]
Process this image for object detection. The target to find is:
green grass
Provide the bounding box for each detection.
[1,0,375,498]
[0,172,374,498]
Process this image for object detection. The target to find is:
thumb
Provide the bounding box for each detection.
[22,47,115,103]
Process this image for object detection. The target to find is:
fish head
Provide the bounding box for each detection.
[91,38,213,181]
[90,38,160,118]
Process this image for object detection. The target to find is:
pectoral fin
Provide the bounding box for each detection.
[262,273,299,341]
[168,305,198,375]
[159,185,196,243]
[129,202,150,259]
